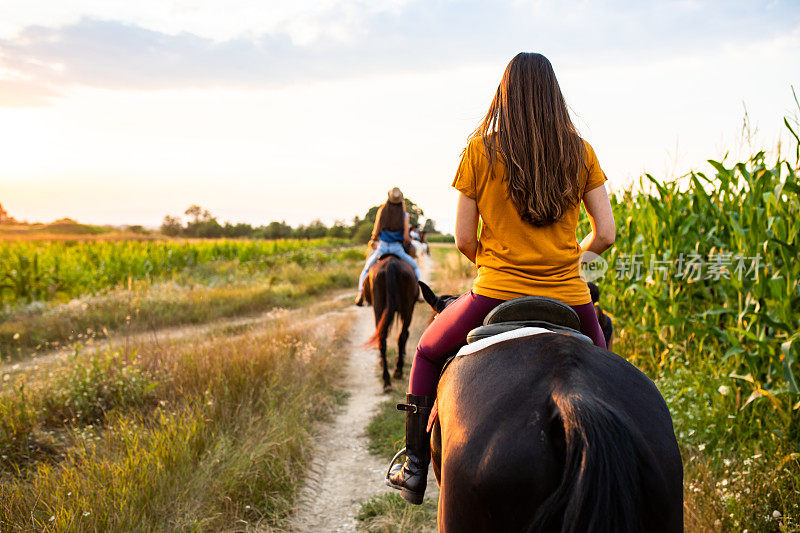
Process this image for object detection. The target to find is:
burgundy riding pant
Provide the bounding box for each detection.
[408,291,607,397]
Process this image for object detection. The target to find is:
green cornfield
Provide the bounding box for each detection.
[0,238,356,306]
[595,147,799,435]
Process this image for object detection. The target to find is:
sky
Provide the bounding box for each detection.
[0,0,799,233]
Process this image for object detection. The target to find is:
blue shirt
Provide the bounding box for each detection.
[379,229,404,243]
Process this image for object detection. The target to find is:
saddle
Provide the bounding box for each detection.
[428,296,592,433]
[465,296,592,344]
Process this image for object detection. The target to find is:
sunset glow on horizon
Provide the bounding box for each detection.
[1,0,799,232]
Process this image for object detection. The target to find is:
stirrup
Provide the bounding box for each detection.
[385,446,407,485]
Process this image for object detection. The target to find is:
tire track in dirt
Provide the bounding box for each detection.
[1,290,353,379]
[284,308,392,532]
[285,255,437,533]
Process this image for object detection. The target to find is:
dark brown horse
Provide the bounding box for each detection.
[364,255,417,392]
[421,286,683,533]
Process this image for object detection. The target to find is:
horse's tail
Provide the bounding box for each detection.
[529,393,649,533]
[366,258,400,348]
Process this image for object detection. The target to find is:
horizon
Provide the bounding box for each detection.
[1,0,799,233]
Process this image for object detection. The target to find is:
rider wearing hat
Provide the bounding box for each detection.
[355,187,422,306]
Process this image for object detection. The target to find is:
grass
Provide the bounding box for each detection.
[365,385,406,459]
[0,237,356,306]
[657,363,800,532]
[1,254,360,361]
[597,149,800,531]
[0,303,353,531]
[357,493,438,533]
[429,245,475,295]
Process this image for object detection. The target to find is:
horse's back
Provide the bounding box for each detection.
[367,255,417,308]
[435,333,683,533]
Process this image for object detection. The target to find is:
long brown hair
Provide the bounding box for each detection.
[377,201,405,232]
[472,52,585,226]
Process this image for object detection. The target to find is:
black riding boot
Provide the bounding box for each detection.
[386,394,435,505]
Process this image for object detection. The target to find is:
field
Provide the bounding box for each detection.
[0,237,363,530]
[599,152,800,530]
[1,144,799,532]
[1,304,353,530]
[0,238,354,306]
[0,238,361,361]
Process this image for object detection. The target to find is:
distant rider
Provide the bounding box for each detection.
[355,187,422,306]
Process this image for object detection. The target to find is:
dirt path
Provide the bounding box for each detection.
[0,289,353,379]
[286,256,437,533]
[284,307,393,532]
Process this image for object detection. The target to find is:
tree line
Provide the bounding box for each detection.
[161,201,438,243]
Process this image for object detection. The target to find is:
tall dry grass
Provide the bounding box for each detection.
[0,307,353,531]
[1,257,360,361]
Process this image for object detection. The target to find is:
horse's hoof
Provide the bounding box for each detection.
[393,370,403,380]
[383,383,393,393]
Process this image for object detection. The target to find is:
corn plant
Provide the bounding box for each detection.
[0,238,353,307]
[597,147,799,427]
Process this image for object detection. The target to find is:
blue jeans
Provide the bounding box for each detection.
[358,241,421,291]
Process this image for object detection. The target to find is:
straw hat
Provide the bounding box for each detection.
[388,187,404,204]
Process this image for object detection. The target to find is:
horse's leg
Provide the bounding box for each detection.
[380,335,391,392]
[394,316,409,380]
[373,301,392,391]
[394,283,416,380]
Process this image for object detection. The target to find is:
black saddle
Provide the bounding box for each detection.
[378,253,402,261]
[466,296,592,344]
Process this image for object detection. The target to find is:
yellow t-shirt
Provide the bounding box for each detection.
[452,136,607,306]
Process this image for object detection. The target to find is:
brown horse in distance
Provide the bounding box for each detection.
[364,255,418,392]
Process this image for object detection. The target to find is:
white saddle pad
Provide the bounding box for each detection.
[456,327,552,357]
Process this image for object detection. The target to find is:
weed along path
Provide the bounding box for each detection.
[287,256,437,532]
[285,306,391,532]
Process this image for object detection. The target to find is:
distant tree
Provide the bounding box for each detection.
[363,205,380,227]
[328,220,349,239]
[0,203,18,224]
[223,222,254,238]
[161,215,183,237]
[404,198,424,226]
[184,205,205,224]
[263,220,292,239]
[352,221,373,244]
[184,205,217,237]
[293,224,308,239]
[126,225,149,234]
[196,219,223,238]
[306,219,328,239]
[422,218,438,234]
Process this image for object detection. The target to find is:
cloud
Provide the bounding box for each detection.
[0,0,413,43]
[0,0,798,107]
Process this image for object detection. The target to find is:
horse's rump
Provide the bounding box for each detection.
[366,256,416,347]
[434,333,683,533]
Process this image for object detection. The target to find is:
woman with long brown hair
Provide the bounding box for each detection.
[355,187,422,306]
[387,52,616,504]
